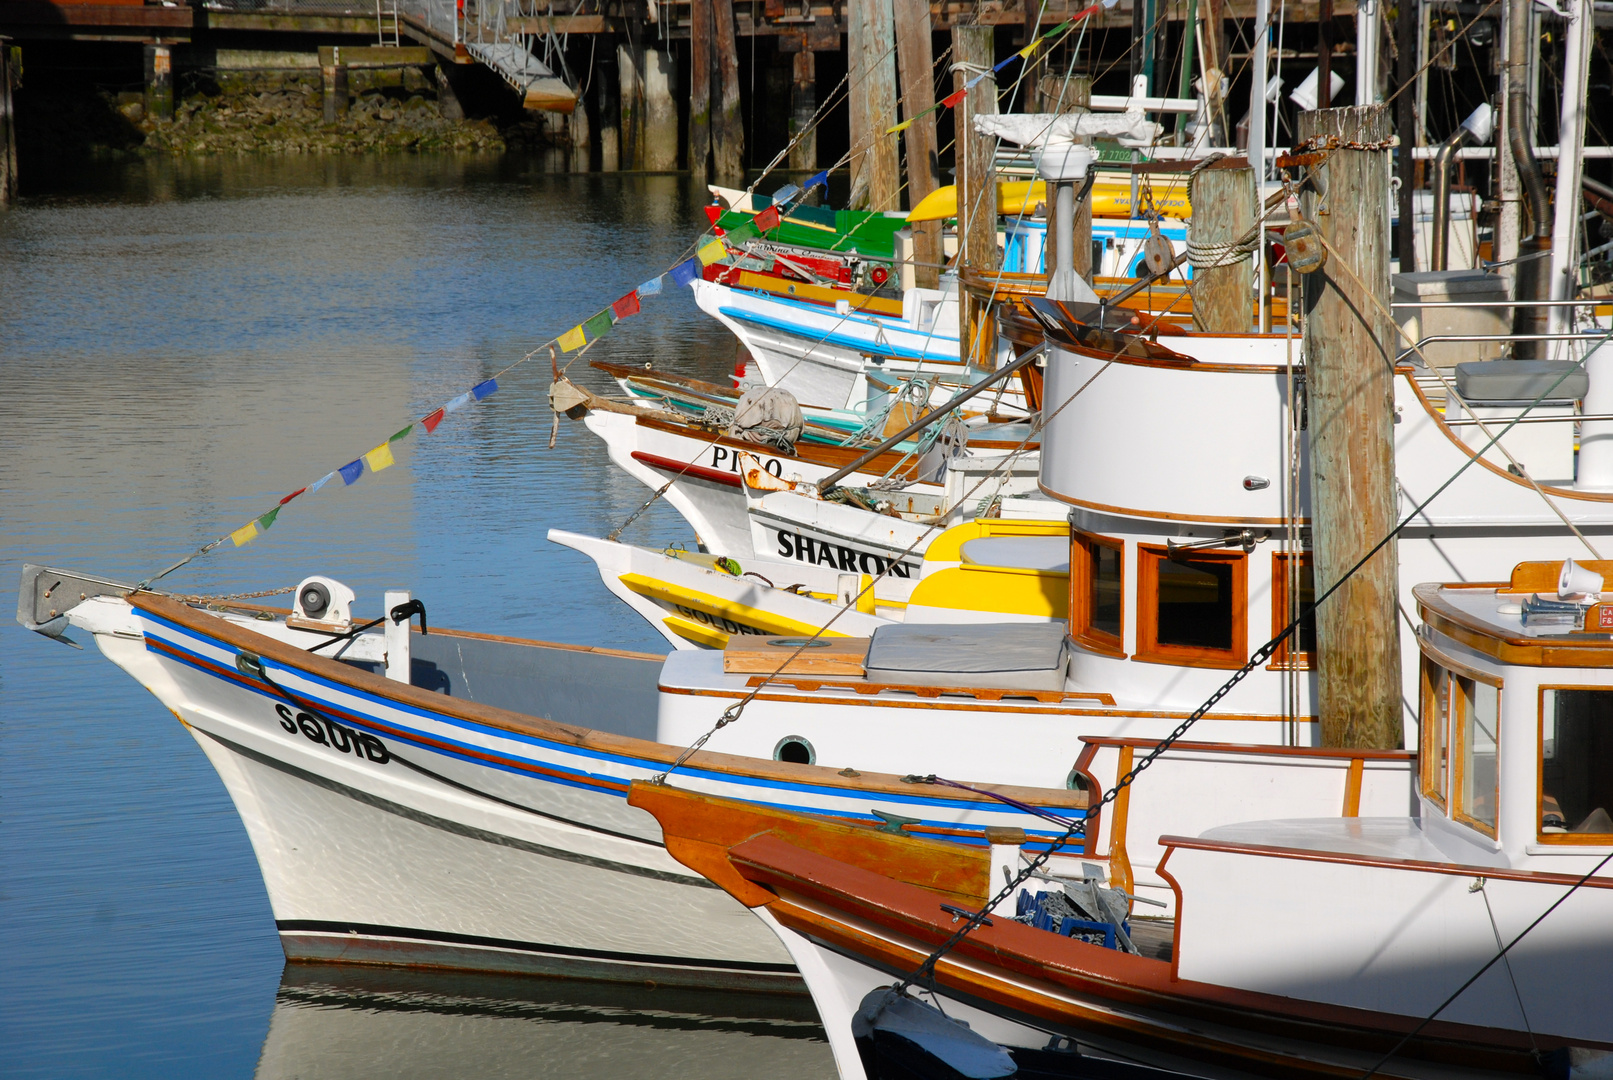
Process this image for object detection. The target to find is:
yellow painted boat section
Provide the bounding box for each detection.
[907,179,1192,223]
[907,563,1069,619]
[661,613,731,649]
[922,518,1069,565]
[619,573,852,638]
[731,270,905,317]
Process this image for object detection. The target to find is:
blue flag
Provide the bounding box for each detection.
[339,459,365,485]
[669,258,701,287]
[307,470,337,496]
[472,378,498,401]
[637,275,664,297]
[803,170,829,192]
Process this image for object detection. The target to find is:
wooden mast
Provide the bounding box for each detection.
[1299,105,1402,750]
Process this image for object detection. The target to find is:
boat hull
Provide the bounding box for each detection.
[63,590,1089,988]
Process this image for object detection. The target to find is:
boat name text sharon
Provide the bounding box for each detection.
[774,530,916,578]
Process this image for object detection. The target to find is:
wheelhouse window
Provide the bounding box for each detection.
[1539,689,1613,841]
[1270,552,1316,670]
[1069,530,1124,655]
[1135,545,1247,668]
[1453,675,1501,837]
[1420,657,1450,810]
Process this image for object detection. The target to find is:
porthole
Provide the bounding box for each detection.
[1065,768,1089,793]
[774,735,816,765]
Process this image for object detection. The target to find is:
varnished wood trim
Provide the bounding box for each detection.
[1070,528,1126,658]
[1341,759,1364,817]
[1076,736,1394,759]
[1416,585,1613,668]
[1536,684,1613,844]
[1268,552,1316,671]
[1403,376,1613,504]
[735,836,1568,1064]
[633,414,924,479]
[659,682,1296,722]
[1040,482,1307,527]
[1133,543,1248,670]
[1109,746,1136,901]
[128,594,1076,806]
[740,675,1115,705]
[1160,833,1613,891]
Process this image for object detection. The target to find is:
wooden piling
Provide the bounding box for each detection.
[617,34,642,169]
[849,0,900,211]
[711,0,745,184]
[599,47,620,171]
[1,40,16,209]
[893,0,940,285]
[145,43,173,121]
[1299,105,1402,750]
[789,49,817,172]
[954,25,998,366]
[1189,160,1254,331]
[570,99,591,172]
[689,0,713,177]
[644,47,679,171]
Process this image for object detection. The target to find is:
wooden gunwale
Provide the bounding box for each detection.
[738,674,1116,705]
[1417,584,1613,668]
[1159,833,1613,889]
[127,593,1085,809]
[1076,735,1415,761]
[731,837,1567,1068]
[1042,482,1310,527]
[1402,376,1613,504]
[657,681,1307,722]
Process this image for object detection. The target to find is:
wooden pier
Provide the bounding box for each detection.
[0,0,1375,195]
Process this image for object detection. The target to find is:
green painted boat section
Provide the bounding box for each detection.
[714,207,908,261]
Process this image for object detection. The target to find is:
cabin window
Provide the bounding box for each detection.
[1453,676,1501,837]
[1420,657,1450,809]
[1539,689,1613,840]
[1270,553,1316,670]
[1069,530,1124,655]
[1135,545,1247,668]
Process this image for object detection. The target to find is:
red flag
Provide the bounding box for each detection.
[941,87,968,109]
[612,290,641,319]
[422,407,446,434]
[279,487,306,505]
[754,205,782,232]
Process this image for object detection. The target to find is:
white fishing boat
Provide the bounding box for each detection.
[691,275,1029,413]
[16,566,1090,988]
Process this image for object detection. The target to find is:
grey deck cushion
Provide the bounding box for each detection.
[959,536,1071,572]
[864,622,1070,691]
[1454,360,1587,403]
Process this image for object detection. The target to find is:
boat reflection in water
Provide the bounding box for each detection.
[256,964,833,1080]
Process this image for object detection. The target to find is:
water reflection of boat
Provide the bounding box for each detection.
[257,964,833,1080]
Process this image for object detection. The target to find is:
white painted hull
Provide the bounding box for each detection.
[692,280,1025,414]
[64,594,1086,986]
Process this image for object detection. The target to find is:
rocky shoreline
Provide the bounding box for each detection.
[133,84,513,156]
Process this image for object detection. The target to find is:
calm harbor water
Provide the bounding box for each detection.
[0,156,833,1078]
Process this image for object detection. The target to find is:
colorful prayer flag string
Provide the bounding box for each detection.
[156,232,706,574]
[883,14,1093,135]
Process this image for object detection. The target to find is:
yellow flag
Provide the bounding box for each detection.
[365,441,395,472]
[231,521,259,547]
[558,324,587,352]
[1017,41,1038,58]
[886,119,914,135]
[697,237,727,266]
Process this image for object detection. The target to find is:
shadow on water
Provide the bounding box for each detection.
[257,964,833,1080]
